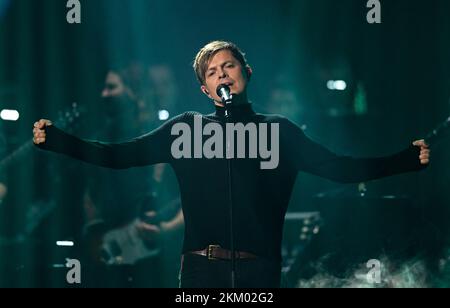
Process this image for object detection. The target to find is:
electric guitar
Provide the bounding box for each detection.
[86,191,181,266]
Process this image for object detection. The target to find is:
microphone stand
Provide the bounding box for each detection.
[217,85,237,288]
[225,102,236,289]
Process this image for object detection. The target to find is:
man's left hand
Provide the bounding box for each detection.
[136,211,162,243]
[413,139,430,165]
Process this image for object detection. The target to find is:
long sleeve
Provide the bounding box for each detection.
[34,114,186,169]
[282,118,427,183]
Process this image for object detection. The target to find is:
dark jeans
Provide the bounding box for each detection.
[179,254,281,288]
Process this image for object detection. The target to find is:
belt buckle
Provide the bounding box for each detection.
[207,245,220,260]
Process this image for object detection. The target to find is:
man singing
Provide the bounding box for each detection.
[33,41,430,288]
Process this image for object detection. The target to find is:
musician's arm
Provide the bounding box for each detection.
[281,117,429,183]
[161,208,184,233]
[33,114,189,169]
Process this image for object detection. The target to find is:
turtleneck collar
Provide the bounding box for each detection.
[214,103,256,120]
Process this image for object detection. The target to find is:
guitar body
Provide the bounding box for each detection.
[100,218,161,266]
[83,189,181,267]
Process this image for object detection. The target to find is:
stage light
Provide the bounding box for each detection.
[327,80,335,90]
[56,241,74,247]
[334,80,347,91]
[326,80,347,91]
[1,109,19,121]
[158,109,169,121]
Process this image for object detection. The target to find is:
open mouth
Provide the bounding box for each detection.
[221,81,234,87]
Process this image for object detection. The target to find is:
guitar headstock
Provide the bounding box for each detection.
[425,115,450,146]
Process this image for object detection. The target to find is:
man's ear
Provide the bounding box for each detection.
[201,85,213,99]
[246,66,253,82]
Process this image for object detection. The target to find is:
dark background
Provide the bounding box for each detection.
[0,0,449,287]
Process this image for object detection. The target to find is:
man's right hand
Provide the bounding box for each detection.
[33,119,52,145]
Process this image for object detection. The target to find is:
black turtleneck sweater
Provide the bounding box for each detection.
[35,104,425,262]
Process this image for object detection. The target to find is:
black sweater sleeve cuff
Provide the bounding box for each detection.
[34,125,72,153]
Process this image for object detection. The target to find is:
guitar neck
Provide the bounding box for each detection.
[424,116,450,146]
[0,139,34,172]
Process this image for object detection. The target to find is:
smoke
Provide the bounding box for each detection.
[296,251,450,288]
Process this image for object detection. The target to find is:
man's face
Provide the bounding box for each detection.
[201,50,249,104]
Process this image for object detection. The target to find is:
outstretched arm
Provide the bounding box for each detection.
[33,116,181,169]
[282,118,430,183]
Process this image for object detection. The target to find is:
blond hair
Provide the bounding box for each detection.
[193,41,250,85]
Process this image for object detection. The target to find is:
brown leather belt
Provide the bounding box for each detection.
[189,245,257,260]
